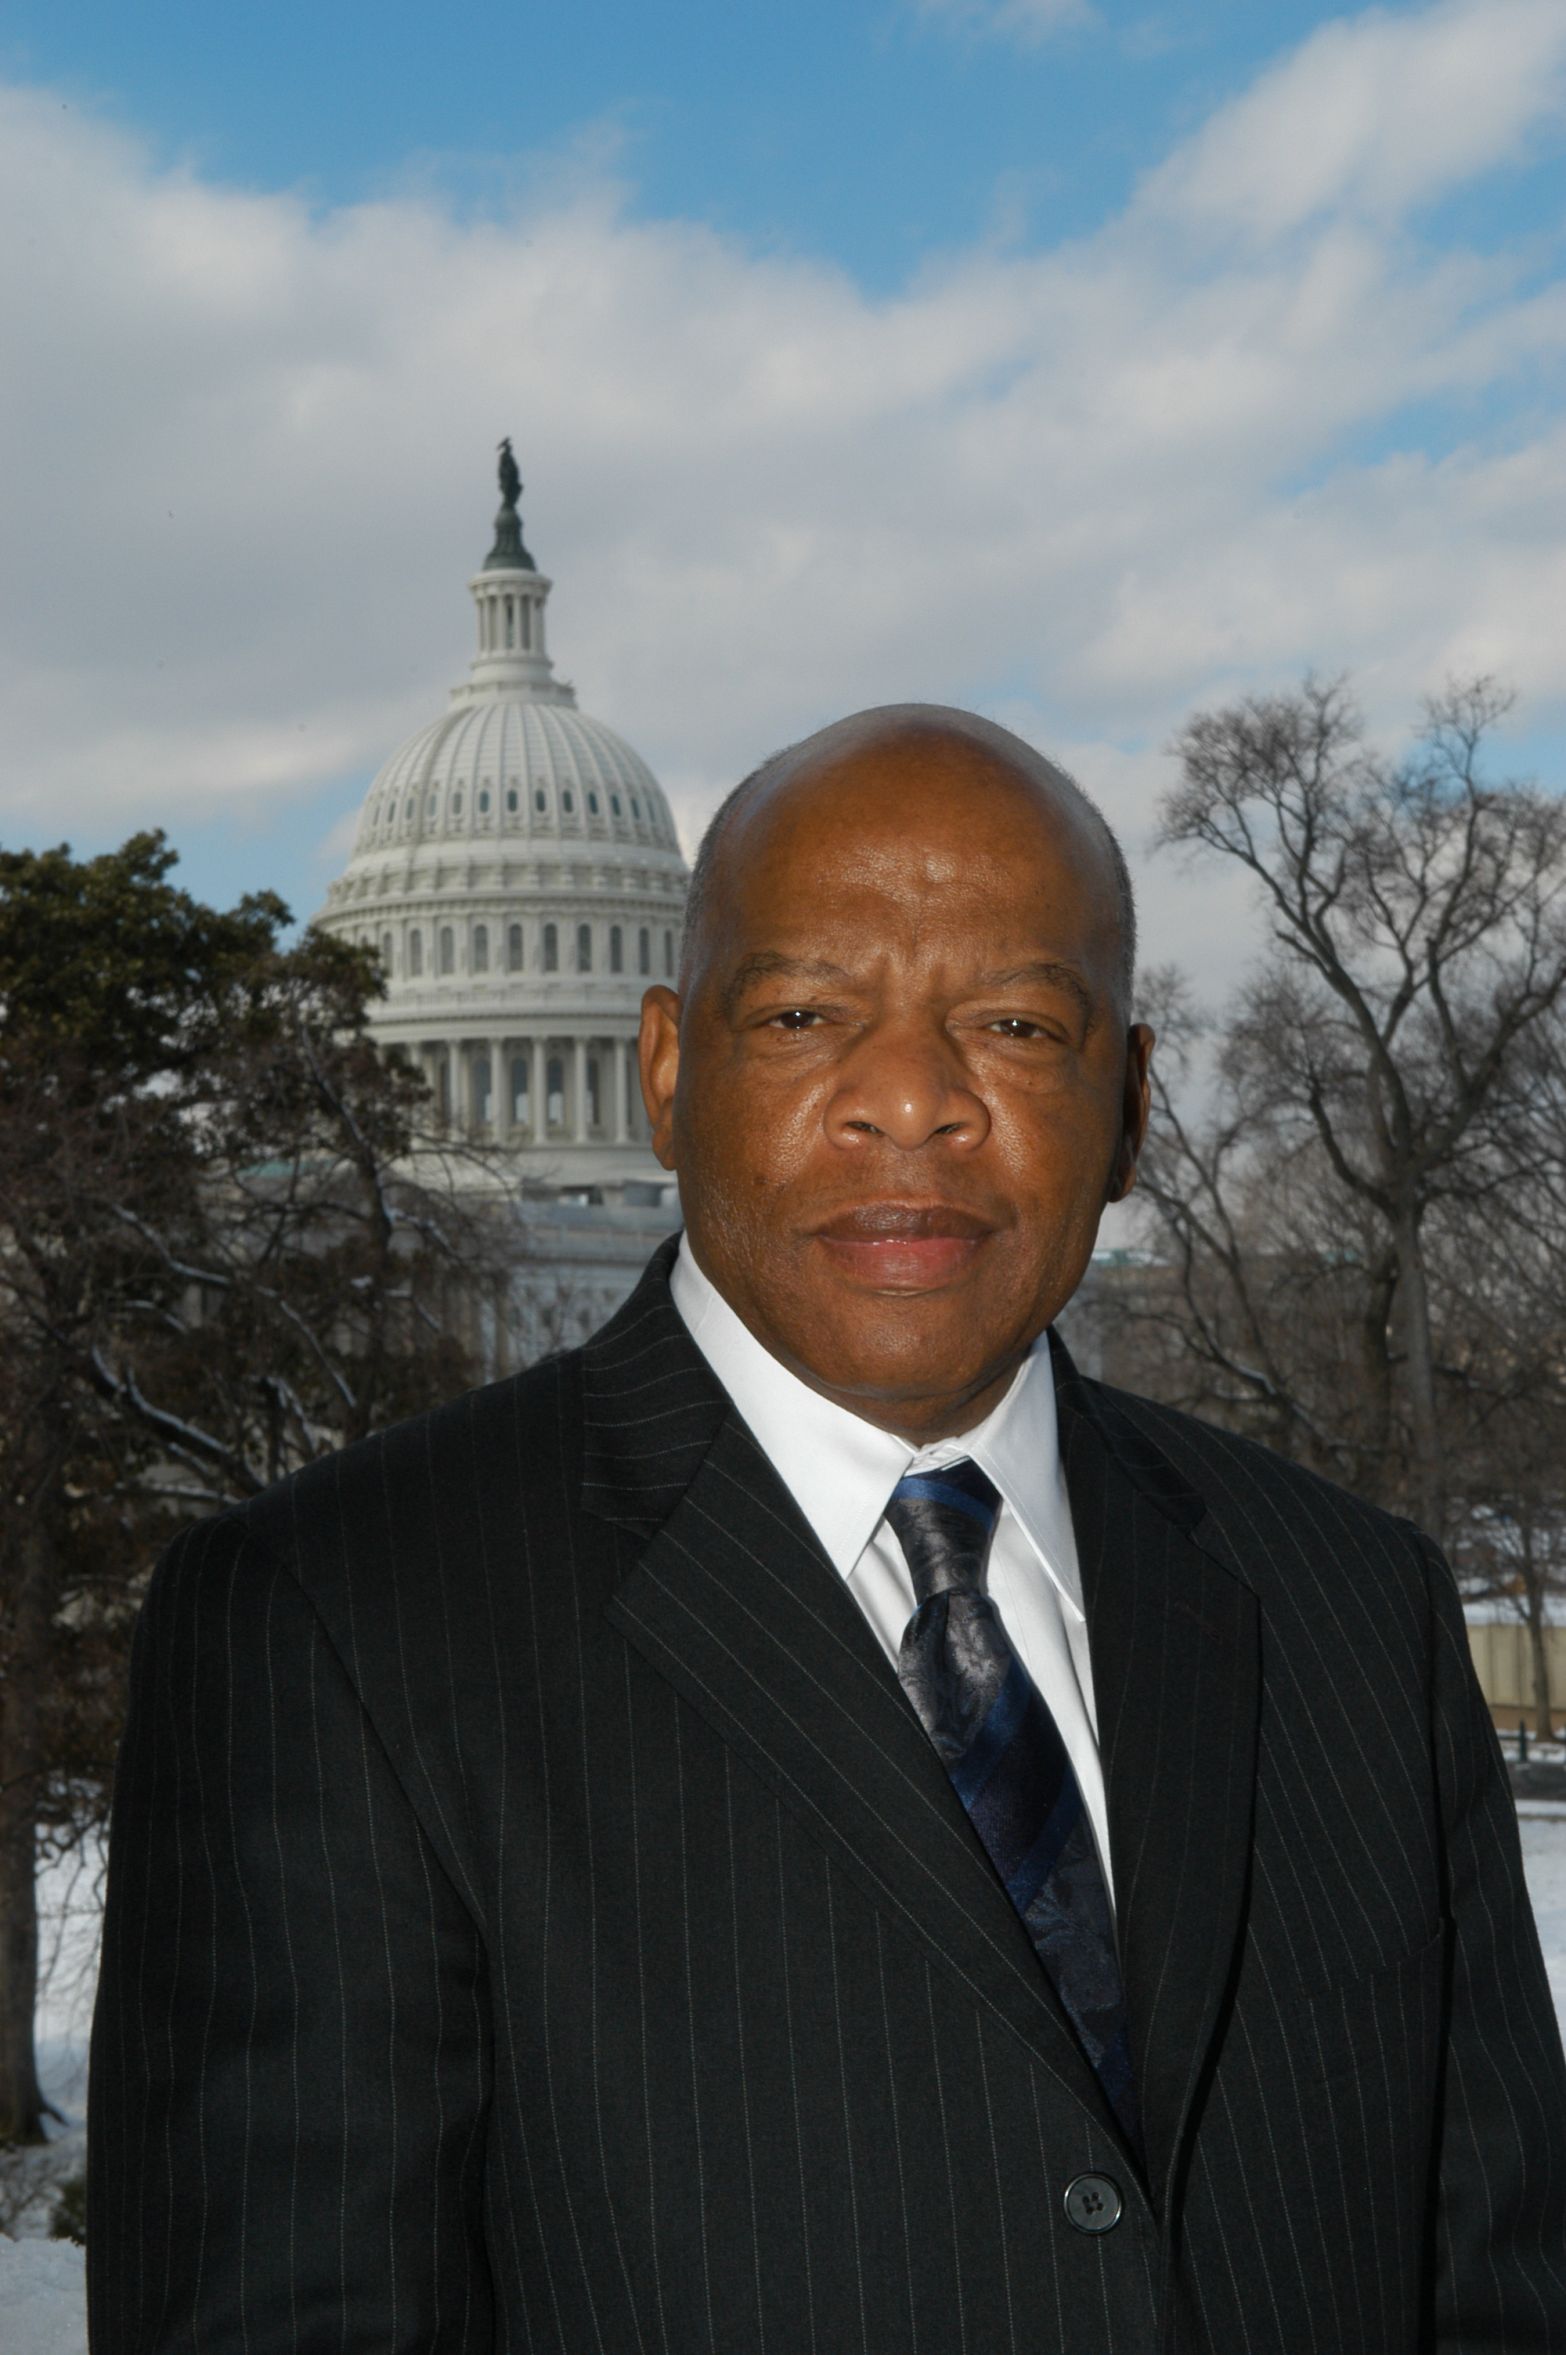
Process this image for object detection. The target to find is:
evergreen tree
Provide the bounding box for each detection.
[0,834,491,2142]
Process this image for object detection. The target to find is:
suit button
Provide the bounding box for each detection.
[1063,2172,1123,2234]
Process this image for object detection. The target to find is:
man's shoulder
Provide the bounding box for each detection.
[1074,1369,1428,1564]
[142,1238,694,1635]
[164,1345,592,1598]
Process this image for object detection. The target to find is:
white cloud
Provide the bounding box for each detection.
[1,0,1564,995]
[1138,0,1566,244]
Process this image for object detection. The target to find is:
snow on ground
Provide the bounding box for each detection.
[1,1845,102,2355]
[0,2242,91,2355]
[6,1819,1566,2355]
[33,1841,104,2063]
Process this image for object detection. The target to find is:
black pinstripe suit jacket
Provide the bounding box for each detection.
[87,1235,1566,2353]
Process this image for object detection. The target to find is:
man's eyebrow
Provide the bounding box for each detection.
[971,961,1099,1032]
[720,952,855,1015]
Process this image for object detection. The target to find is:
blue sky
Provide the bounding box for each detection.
[2,0,1339,284]
[0,0,1563,982]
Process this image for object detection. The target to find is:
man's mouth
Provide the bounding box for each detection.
[811,1203,995,1287]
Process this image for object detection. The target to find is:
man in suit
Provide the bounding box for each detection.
[89,705,1566,2352]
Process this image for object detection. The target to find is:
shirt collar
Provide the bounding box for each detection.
[667,1233,1083,1619]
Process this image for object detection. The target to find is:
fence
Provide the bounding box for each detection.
[1466,1617,1566,1728]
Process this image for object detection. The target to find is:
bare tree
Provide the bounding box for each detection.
[72,1019,504,1510]
[1129,968,1389,1490]
[1154,675,1566,1539]
[1430,1042,1566,1735]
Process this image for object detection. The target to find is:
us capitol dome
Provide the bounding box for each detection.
[316,444,689,1205]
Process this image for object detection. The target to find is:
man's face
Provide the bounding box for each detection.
[639,722,1154,1439]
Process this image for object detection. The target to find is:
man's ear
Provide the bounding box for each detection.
[638,987,682,1171]
[1106,1022,1155,1203]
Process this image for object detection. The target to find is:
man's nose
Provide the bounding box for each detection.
[823,1019,989,1152]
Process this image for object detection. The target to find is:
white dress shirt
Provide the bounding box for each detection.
[668,1235,1115,1904]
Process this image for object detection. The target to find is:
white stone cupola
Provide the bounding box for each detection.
[463,441,567,702]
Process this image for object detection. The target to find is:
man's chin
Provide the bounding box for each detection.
[769,1291,1027,1409]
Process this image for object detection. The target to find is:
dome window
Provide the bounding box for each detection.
[507,922,524,972]
[663,928,674,977]
[609,924,623,974]
[511,1052,530,1123]
[473,924,489,974]
[588,791,600,816]
[381,931,395,975]
[405,796,416,822]
[638,926,650,977]
[543,922,559,972]
[611,794,622,817]
[439,926,455,975]
[563,790,575,814]
[631,797,641,820]
[479,788,491,814]
[577,922,593,973]
[453,790,464,815]
[534,788,546,812]
[546,1056,565,1131]
[506,788,518,813]
[409,929,424,976]
[427,792,438,817]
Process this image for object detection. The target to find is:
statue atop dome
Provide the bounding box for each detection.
[485,437,535,572]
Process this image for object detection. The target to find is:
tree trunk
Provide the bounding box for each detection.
[1524,1579,1556,1744]
[0,1516,51,2144]
[1392,1206,1445,1540]
[1356,1250,1400,1509]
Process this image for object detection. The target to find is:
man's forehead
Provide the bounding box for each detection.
[727,778,1105,913]
[733,752,1092,876]
[682,703,1134,1006]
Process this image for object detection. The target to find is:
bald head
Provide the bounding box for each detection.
[680,706,1135,1011]
[639,700,1154,1440]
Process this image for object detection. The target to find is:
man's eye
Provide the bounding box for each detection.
[771,1008,822,1030]
[990,1017,1044,1038]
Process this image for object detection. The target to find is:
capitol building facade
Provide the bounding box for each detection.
[315,451,689,1347]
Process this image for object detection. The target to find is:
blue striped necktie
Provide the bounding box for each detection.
[886,1458,1138,2145]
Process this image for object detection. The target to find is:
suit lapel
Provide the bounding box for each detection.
[1053,1339,1261,2211]
[580,1245,1262,2179]
[582,1246,1114,2129]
